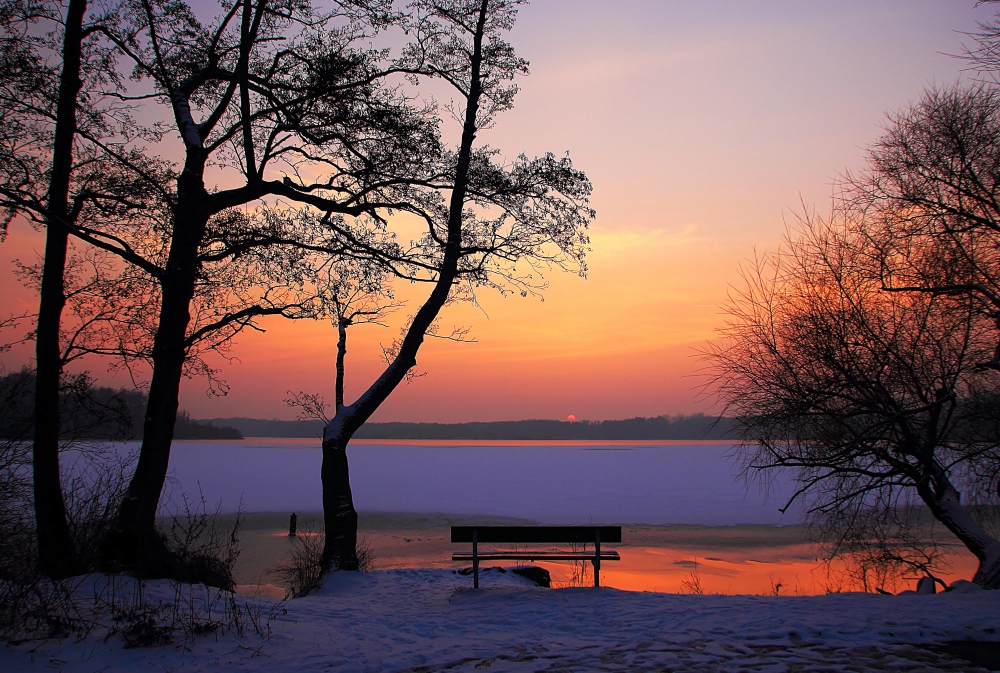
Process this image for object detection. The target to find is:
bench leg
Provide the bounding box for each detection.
[593,537,602,587]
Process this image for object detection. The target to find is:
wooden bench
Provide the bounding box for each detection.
[451,525,621,588]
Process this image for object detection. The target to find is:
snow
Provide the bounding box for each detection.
[3,568,998,672]
[15,440,986,670]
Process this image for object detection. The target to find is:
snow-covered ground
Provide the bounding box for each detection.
[3,568,997,672]
[15,441,985,671]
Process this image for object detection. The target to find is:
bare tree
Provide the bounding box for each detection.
[314,0,594,570]
[3,0,443,582]
[960,3,1000,79]
[73,0,448,577]
[285,252,400,425]
[0,0,87,577]
[705,213,1000,588]
[842,84,1000,375]
[0,0,153,577]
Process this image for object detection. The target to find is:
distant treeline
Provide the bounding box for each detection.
[0,369,242,440]
[202,414,736,440]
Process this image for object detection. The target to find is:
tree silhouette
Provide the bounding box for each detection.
[842,84,1000,374]
[3,0,592,581]
[69,0,442,576]
[314,0,594,570]
[0,0,148,577]
[706,214,1000,588]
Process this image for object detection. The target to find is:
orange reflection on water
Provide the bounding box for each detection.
[535,546,980,595]
[233,516,983,597]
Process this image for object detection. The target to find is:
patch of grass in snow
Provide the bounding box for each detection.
[269,521,377,598]
[0,460,281,647]
[680,560,705,595]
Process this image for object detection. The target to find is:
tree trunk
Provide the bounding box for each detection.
[973,552,1000,589]
[317,0,490,571]
[916,464,1000,589]
[33,0,87,578]
[319,321,357,569]
[101,168,208,573]
[335,317,347,409]
[320,420,359,570]
[34,220,76,577]
[34,221,76,577]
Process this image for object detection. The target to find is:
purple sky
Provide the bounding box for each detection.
[1,1,993,421]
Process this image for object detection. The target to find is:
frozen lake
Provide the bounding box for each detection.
[127,439,807,526]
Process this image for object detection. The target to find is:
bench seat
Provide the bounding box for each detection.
[451,525,622,588]
[452,550,621,562]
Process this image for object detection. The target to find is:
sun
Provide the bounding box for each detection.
[566,414,577,422]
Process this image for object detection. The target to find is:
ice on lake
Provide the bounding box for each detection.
[135,439,805,526]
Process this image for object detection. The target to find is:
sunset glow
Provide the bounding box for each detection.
[5,2,1000,659]
[239,520,981,597]
[0,1,990,423]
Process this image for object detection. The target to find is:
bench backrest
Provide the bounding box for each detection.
[451,525,621,544]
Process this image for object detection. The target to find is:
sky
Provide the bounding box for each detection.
[1,1,994,423]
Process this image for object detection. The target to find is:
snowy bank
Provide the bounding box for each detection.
[3,568,999,672]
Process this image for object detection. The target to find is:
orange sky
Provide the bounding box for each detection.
[0,1,992,422]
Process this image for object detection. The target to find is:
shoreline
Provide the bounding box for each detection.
[167,437,740,446]
[221,511,979,597]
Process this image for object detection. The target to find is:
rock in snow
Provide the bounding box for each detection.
[917,576,937,594]
[948,579,984,594]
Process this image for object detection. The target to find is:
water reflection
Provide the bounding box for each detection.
[231,514,979,597]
